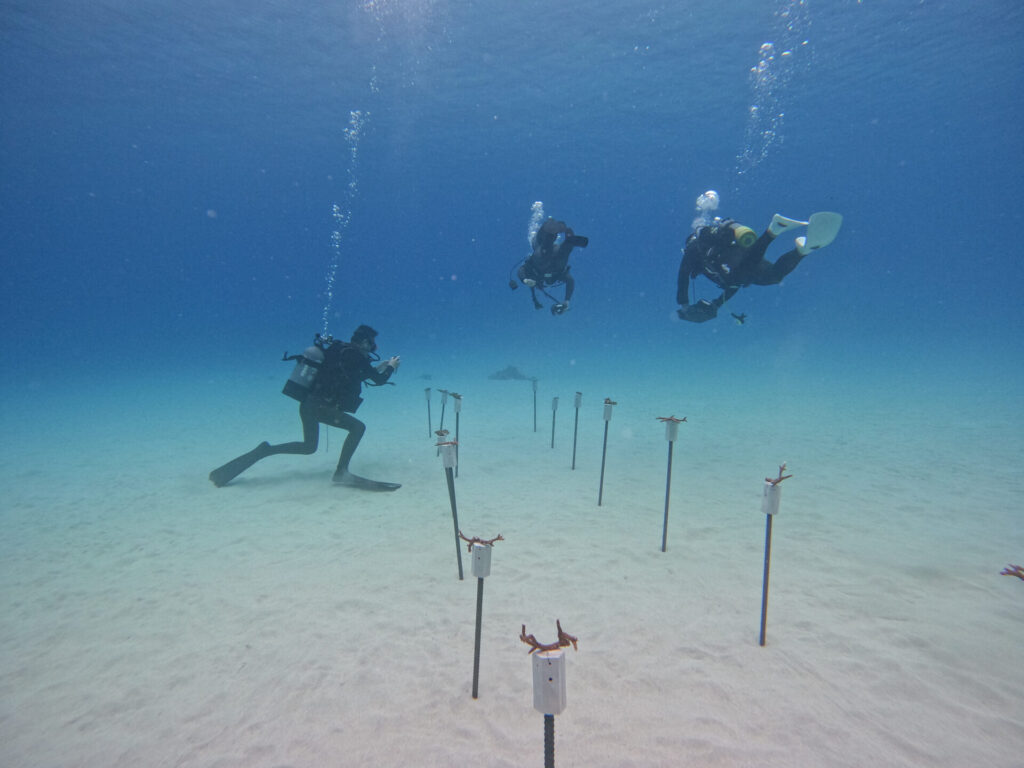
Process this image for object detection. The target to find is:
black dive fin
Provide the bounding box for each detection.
[209,442,271,487]
[333,470,402,492]
[566,235,589,248]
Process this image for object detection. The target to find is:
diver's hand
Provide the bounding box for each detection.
[387,356,401,370]
[522,278,536,287]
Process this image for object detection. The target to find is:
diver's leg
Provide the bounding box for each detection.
[263,401,320,455]
[750,248,804,286]
[209,405,318,487]
[331,413,400,491]
[332,413,366,475]
[209,441,273,487]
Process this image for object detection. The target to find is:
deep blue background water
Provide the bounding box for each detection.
[2,0,1022,402]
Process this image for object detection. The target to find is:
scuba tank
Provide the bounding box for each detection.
[728,222,757,248]
[282,336,328,402]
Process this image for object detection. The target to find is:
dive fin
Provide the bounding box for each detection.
[209,442,271,487]
[797,212,843,255]
[769,214,809,237]
[565,235,588,248]
[332,470,401,492]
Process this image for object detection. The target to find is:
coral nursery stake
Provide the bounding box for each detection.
[521,620,579,768]
[656,416,687,552]
[451,392,462,477]
[460,531,503,699]
[760,463,791,646]
[597,398,617,506]
[571,392,582,470]
[437,439,463,580]
[551,396,559,449]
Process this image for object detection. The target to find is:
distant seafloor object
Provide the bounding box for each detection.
[489,366,531,381]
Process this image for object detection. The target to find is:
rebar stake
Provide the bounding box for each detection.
[657,416,686,552]
[438,441,463,580]
[438,388,449,432]
[597,398,616,506]
[532,378,538,432]
[452,393,462,478]
[571,392,582,470]
[550,396,559,449]
[759,463,791,646]
[460,532,503,699]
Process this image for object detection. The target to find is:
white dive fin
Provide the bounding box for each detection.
[796,212,843,255]
[769,213,809,237]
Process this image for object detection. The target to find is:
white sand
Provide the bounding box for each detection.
[2,369,1023,767]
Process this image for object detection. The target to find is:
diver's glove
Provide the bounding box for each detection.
[522,278,537,287]
[551,301,570,316]
[677,300,717,323]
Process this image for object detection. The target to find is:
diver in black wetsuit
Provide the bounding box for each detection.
[209,325,402,491]
[676,211,841,323]
[515,217,589,315]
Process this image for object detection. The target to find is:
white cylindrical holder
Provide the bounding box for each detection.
[664,420,680,442]
[574,392,582,409]
[602,401,614,421]
[532,650,567,715]
[440,442,458,470]
[761,481,781,516]
[471,543,492,578]
[454,396,462,414]
[552,397,559,412]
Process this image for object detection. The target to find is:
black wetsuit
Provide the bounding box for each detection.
[519,218,582,308]
[276,344,394,472]
[209,344,394,486]
[676,219,805,320]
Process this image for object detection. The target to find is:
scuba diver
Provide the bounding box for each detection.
[510,216,589,315]
[676,190,843,323]
[208,325,402,491]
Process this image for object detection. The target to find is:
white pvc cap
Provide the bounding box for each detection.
[574,392,582,408]
[532,650,567,715]
[440,442,458,470]
[762,481,781,516]
[471,543,491,578]
[603,402,614,422]
[665,421,680,442]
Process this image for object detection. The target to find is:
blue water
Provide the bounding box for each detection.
[3,4,1024,765]
[1,0,1022,403]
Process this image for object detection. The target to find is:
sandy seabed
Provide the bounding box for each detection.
[2,371,1023,768]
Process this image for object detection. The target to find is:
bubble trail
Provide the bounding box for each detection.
[322,109,369,336]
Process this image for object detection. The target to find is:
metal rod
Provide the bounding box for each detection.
[571,407,580,470]
[472,577,484,698]
[759,513,773,646]
[661,440,673,552]
[598,420,609,506]
[446,466,464,580]
[544,714,555,768]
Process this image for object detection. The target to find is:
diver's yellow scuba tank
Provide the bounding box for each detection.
[282,341,326,402]
[729,223,757,248]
